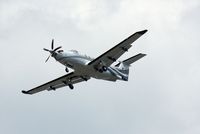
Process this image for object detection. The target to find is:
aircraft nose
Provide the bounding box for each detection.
[53,52,62,60]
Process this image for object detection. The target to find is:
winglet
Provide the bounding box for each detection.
[22,90,31,95]
[137,29,148,35]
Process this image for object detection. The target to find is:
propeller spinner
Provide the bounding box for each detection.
[44,39,62,62]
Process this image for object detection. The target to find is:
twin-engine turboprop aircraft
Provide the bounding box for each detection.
[22,30,147,95]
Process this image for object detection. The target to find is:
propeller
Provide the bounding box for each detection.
[44,39,62,62]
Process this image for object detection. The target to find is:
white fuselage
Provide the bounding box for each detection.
[52,50,127,81]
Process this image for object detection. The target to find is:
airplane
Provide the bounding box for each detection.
[22,30,147,95]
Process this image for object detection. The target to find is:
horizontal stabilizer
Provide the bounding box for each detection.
[115,53,146,66]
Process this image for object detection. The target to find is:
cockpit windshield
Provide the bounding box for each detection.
[58,50,64,53]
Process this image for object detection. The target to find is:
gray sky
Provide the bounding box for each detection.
[1,0,200,134]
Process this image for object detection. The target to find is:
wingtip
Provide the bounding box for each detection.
[22,90,30,95]
[137,53,147,58]
[137,29,148,35]
[141,53,147,56]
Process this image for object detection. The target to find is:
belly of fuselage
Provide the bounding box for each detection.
[59,56,118,81]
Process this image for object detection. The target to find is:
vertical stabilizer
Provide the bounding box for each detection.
[115,53,146,81]
[118,62,130,75]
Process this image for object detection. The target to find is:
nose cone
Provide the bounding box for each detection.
[53,52,63,60]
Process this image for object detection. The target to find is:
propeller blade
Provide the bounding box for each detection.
[45,55,51,62]
[54,46,62,52]
[51,39,54,50]
[43,48,50,52]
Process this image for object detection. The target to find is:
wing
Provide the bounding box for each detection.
[88,30,147,67]
[22,72,90,95]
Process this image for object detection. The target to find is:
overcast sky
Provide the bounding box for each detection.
[1,0,200,134]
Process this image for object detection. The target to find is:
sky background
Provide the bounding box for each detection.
[0,0,200,134]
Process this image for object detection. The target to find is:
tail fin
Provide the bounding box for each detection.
[115,53,146,80]
[117,62,130,75]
